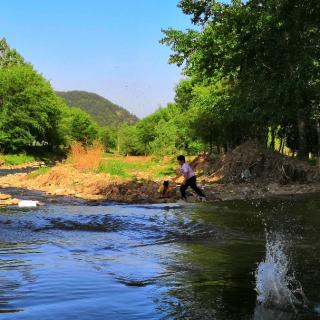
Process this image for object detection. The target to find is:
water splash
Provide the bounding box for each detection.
[255,232,307,311]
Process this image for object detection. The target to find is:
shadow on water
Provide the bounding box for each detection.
[0,166,40,177]
[0,193,320,319]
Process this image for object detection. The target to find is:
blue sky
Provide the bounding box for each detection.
[0,0,195,118]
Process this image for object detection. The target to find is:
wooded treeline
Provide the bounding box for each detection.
[0,38,116,153]
[119,0,320,160]
[1,0,320,159]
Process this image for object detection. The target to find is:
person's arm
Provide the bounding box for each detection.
[173,167,188,184]
[172,173,181,182]
[172,168,182,182]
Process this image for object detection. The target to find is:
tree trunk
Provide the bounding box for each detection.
[279,137,283,153]
[257,127,268,146]
[209,140,213,154]
[265,128,269,147]
[270,128,275,150]
[281,139,285,154]
[223,144,228,153]
[297,110,308,160]
[316,120,320,166]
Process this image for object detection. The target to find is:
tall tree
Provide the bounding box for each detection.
[161,0,320,158]
[62,107,100,146]
[0,64,65,152]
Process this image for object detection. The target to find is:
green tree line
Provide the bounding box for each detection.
[117,0,320,160]
[3,0,320,161]
[0,38,116,154]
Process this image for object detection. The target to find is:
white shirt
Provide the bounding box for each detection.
[180,163,195,180]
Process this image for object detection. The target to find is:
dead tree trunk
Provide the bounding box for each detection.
[297,110,308,160]
[316,120,320,166]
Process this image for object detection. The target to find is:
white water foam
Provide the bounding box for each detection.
[255,232,307,311]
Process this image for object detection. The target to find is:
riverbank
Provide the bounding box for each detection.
[0,142,320,205]
[0,163,320,205]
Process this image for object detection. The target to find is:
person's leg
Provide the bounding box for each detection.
[188,176,205,197]
[180,183,188,199]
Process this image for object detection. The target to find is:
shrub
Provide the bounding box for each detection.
[68,141,103,171]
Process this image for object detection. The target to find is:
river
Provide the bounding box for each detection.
[0,189,320,319]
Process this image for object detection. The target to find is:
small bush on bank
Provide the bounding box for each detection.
[68,141,103,171]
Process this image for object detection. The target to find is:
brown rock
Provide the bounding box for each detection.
[0,198,19,206]
[0,193,12,200]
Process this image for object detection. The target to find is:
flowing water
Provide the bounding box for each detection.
[0,189,320,319]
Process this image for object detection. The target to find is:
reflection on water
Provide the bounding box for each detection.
[0,194,320,319]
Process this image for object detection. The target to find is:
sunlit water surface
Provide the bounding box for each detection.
[0,190,320,319]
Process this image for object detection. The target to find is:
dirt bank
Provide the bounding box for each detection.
[192,141,320,184]
[0,142,320,205]
[0,165,320,204]
[0,164,177,203]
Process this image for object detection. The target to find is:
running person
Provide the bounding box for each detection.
[173,155,206,201]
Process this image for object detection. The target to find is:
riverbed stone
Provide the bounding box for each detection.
[0,198,20,206]
[0,193,12,200]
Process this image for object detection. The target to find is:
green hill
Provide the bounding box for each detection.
[56,90,138,127]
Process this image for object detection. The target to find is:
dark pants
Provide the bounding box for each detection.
[180,176,205,199]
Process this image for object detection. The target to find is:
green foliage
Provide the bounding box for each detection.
[178,0,215,25]
[117,102,203,156]
[0,153,35,165]
[149,119,178,157]
[0,64,66,152]
[160,0,320,158]
[57,91,138,127]
[117,124,144,155]
[0,38,119,154]
[99,126,117,151]
[28,166,50,177]
[0,39,139,155]
[62,107,100,146]
[174,79,195,110]
[0,38,25,68]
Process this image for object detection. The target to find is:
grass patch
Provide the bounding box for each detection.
[97,161,130,178]
[96,155,177,179]
[28,166,50,178]
[156,164,176,177]
[0,153,35,165]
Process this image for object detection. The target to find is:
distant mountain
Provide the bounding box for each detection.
[56,90,138,127]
